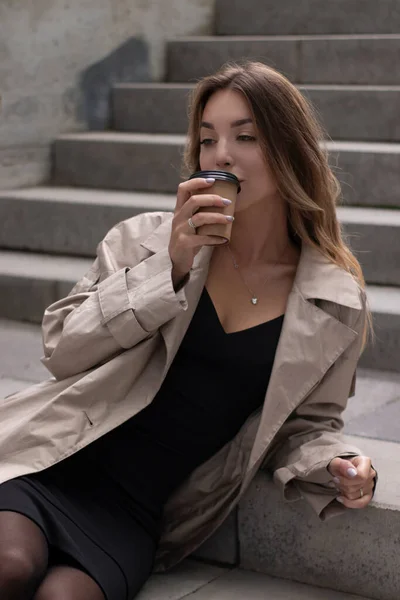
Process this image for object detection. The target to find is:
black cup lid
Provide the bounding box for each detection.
[189,170,241,192]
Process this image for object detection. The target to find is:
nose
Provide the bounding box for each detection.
[215,139,234,169]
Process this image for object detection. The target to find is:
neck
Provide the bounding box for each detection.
[226,197,297,267]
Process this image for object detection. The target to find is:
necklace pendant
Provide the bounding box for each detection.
[251,297,258,305]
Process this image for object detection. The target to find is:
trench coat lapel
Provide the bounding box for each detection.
[141,217,362,480]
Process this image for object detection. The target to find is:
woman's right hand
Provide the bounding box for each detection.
[168,177,233,277]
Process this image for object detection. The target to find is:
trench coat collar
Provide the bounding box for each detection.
[140,213,362,311]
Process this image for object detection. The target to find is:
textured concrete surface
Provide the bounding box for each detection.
[52,133,184,192]
[113,82,400,143]
[0,0,214,188]
[166,36,400,85]
[0,251,91,323]
[344,368,400,443]
[338,206,400,285]
[181,567,373,600]
[51,133,400,210]
[137,560,226,600]
[216,0,400,35]
[238,448,400,600]
[0,187,175,257]
[359,287,400,372]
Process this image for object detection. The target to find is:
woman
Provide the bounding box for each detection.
[0,61,376,599]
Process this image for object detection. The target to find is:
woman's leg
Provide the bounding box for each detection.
[0,511,49,599]
[33,564,105,600]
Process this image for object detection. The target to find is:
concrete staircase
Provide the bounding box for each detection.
[1,1,400,598]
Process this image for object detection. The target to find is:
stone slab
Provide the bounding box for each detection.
[343,368,400,422]
[0,377,34,399]
[0,318,47,383]
[359,286,400,372]
[0,187,174,257]
[346,399,400,443]
[344,368,400,442]
[216,0,400,35]
[186,567,372,600]
[53,133,184,193]
[0,251,91,323]
[112,83,400,143]
[238,445,400,600]
[52,133,400,210]
[166,36,400,85]
[137,560,226,600]
[338,206,400,285]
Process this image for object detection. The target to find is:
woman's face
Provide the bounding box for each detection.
[199,88,279,213]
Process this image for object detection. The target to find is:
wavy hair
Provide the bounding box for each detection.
[183,60,372,348]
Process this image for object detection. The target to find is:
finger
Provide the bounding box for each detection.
[183,194,230,218]
[328,457,359,480]
[339,485,374,500]
[336,481,375,495]
[188,212,235,232]
[349,456,372,480]
[176,178,215,211]
[336,493,373,509]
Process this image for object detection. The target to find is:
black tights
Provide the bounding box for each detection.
[0,512,105,600]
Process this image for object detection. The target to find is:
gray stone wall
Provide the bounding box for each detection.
[0,0,214,189]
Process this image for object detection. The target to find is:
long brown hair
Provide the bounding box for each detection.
[183,60,372,348]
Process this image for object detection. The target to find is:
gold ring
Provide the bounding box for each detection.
[359,488,364,498]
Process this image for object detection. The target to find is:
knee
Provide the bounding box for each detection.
[0,546,46,589]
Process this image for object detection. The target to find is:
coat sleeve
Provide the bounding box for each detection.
[41,213,190,380]
[263,290,368,521]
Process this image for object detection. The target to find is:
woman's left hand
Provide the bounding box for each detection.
[328,455,376,508]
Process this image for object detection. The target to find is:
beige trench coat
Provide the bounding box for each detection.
[1,211,366,572]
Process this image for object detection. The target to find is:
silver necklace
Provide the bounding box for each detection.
[226,241,289,305]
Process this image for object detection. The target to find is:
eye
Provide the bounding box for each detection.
[237,135,256,142]
[200,138,215,146]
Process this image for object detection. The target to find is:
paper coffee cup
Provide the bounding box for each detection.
[188,170,241,244]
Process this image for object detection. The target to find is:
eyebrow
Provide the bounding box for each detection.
[200,118,253,130]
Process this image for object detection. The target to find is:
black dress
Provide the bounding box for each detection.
[0,287,284,600]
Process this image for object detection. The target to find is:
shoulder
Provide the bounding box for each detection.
[93,211,173,272]
[103,211,174,247]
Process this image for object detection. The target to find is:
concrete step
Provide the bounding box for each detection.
[216,0,400,35]
[112,82,400,143]
[0,187,175,257]
[0,319,396,599]
[52,133,400,209]
[138,564,375,600]
[0,253,398,371]
[238,435,400,600]
[0,251,91,323]
[166,35,400,85]
[0,188,399,286]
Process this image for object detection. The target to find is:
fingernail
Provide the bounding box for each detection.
[333,477,340,484]
[205,178,215,183]
[347,468,358,478]
[226,215,234,222]
[336,497,344,504]
[222,198,232,205]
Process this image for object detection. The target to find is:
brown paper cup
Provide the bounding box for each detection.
[194,180,238,244]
